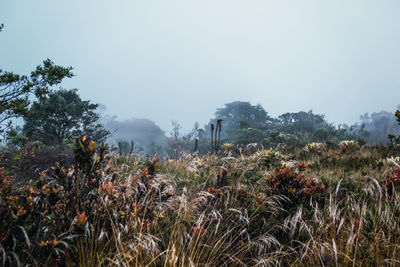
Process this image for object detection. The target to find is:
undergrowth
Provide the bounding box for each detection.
[2,140,400,266]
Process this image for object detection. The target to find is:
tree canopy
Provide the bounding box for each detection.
[209,101,273,144]
[23,89,109,145]
[0,59,73,136]
[205,102,356,147]
[104,116,167,154]
[215,101,272,128]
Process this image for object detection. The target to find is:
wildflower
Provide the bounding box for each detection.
[298,161,307,171]
[98,181,117,196]
[52,238,57,246]
[82,136,87,142]
[131,203,141,217]
[8,195,18,201]
[29,186,36,194]
[41,240,49,246]
[192,225,206,235]
[55,201,63,212]
[75,211,88,228]
[143,167,150,178]
[152,157,158,164]
[18,207,27,216]
[222,143,234,152]
[164,189,174,196]
[89,141,96,152]
[304,142,325,153]
[289,188,297,194]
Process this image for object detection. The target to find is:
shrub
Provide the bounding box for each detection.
[304,142,326,153]
[266,163,325,206]
[340,140,360,153]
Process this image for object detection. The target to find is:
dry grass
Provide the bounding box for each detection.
[3,145,400,266]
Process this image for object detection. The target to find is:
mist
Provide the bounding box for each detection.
[1,0,400,133]
[103,116,167,153]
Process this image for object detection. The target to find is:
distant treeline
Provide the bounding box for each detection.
[1,56,398,159]
[106,101,400,157]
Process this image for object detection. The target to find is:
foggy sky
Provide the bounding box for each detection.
[1,0,400,133]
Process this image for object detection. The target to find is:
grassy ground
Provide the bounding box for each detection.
[2,140,400,266]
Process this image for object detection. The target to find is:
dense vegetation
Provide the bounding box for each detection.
[3,25,400,266]
[3,136,400,266]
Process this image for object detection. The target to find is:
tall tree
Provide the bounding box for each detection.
[104,116,167,153]
[215,101,271,128]
[209,101,272,144]
[23,89,109,145]
[0,59,73,135]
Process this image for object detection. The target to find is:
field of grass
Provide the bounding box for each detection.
[2,139,400,266]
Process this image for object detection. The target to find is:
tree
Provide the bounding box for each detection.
[388,110,400,145]
[278,111,326,133]
[0,59,73,136]
[23,89,109,145]
[215,101,271,129]
[277,110,348,142]
[209,101,273,144]
[352,111,400,144]
[104,116,167,154]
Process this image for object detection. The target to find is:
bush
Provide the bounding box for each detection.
[266,163,325,206]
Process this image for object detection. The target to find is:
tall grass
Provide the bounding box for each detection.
[2,142,400,266]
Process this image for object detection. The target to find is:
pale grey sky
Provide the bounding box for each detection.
[1,0,400,132]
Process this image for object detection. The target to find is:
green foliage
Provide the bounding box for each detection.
[167,121,203,158]
[388,110,400,145]
[216,101,271,128]
[265,163,325,206]
[0,59,73,138]
[23,89,109,145]
[0,140,72,182]
[209,101,272,145]
[206,102,355,149]
[278,110,355,143]
[351,111,400,144]
[0,137,106,265]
